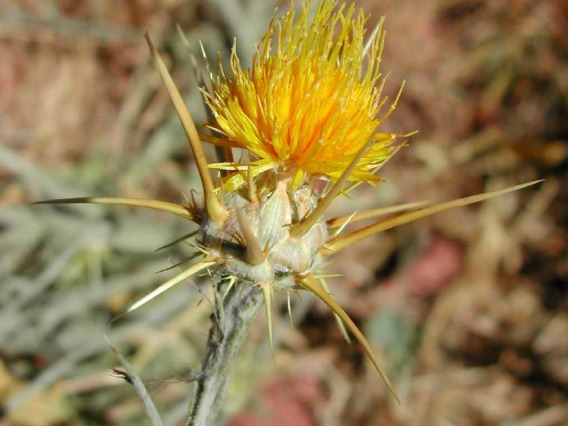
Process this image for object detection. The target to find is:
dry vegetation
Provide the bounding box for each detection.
[1,0,566,425]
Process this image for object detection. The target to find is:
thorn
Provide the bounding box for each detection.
[154,230,199,251]
[189,189,201,210]
[313,273,344,279]
[299,275,400,403]
[236,208,265,266]
[287,291,293,326]
[290,138,375,238]
[363,16,383,59]
[186,240,210,257]
[176,24,192,51]
[333,210,359,237]
[318,278,351,343]
[155,252,201,274]
[110,259,215,322]
[222,276,236,300]
[145,32,227,224]
[327,200,431,230]
[32,196,197,222]
[325,180,544,255]
[260,283,275,358]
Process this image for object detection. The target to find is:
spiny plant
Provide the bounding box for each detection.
[35,1,539,424]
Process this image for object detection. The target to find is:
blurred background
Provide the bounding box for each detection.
[1,0,567,425]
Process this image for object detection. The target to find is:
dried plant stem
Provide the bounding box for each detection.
[185,281,263,426]
[107,337,164,426]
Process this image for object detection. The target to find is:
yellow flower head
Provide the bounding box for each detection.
[204,0,399,187]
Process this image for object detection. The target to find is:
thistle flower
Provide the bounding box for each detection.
[35,0,540,416]
[203,1,397,189]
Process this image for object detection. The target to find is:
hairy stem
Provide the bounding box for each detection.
[185,281,263,426]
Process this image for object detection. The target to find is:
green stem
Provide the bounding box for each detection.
[185,281,263,426]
